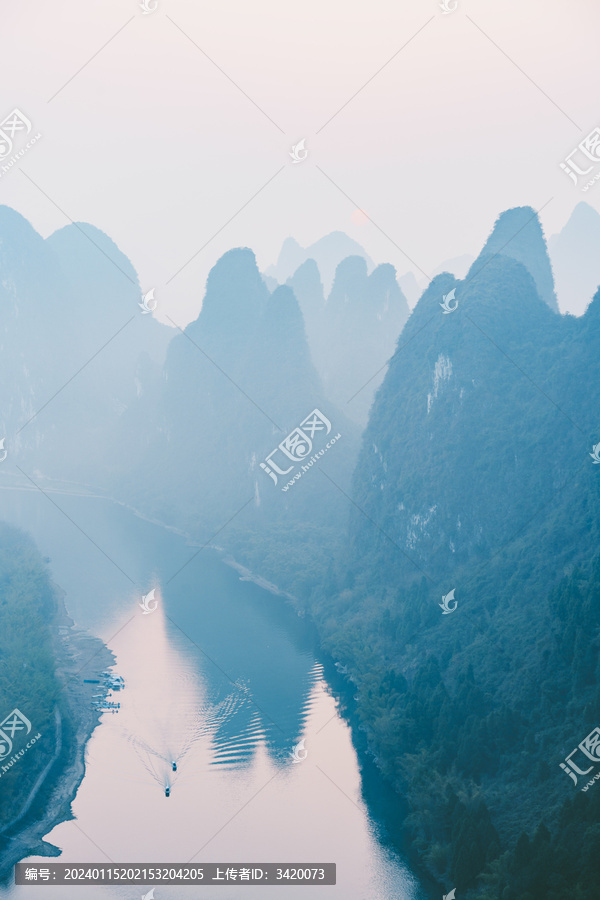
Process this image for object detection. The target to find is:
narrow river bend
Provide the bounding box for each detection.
[1,488,430,900]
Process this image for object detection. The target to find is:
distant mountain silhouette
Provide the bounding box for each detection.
[286,258,324,335]
[398,256,475,309]
[122,247,360,547]
[548,201,600,316]
[266,237,305,284]
[0,206,171,482]
[397,270,421,307]
[266,231,375,290]
[432,253,475,280]
[287,255,410,425]
[468,206,558,311]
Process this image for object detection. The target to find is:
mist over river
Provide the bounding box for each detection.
[0,487,431,899]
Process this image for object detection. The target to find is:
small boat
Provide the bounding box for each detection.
[165,785,171,797]
[172,761,177,772]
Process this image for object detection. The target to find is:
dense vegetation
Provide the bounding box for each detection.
[0,523,59,837]
[223,219,600,896]
[2,202,598,896]
[300,237,600,895]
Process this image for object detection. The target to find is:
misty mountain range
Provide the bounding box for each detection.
[3,199,598,489]
[0,205,171,483]
[1,199,600,897]
[549,201,600,316]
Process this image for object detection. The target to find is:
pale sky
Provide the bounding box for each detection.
[1,0,599,325]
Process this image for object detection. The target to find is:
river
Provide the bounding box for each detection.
[0,487,432,899]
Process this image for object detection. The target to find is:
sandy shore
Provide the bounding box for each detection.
[0,592,115,883]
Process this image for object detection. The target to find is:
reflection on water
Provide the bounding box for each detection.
[210,661,324,771]
[110,596,205,795]
[0,488,429,899]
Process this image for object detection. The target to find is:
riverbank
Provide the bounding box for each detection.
[219,553,298,601]
[0,590,114,885]
[0,479,440,898]
[0,476,298,607]
[0,477,436,893]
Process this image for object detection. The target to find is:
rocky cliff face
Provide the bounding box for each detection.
[312,209,600,894]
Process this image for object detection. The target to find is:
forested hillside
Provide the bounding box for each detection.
[0,523,58,835]
[307,209,600,898]
[0,205,170,484]
[116,246,362,590]
[1,201,598,897]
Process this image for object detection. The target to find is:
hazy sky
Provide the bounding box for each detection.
[2,0,599,324]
